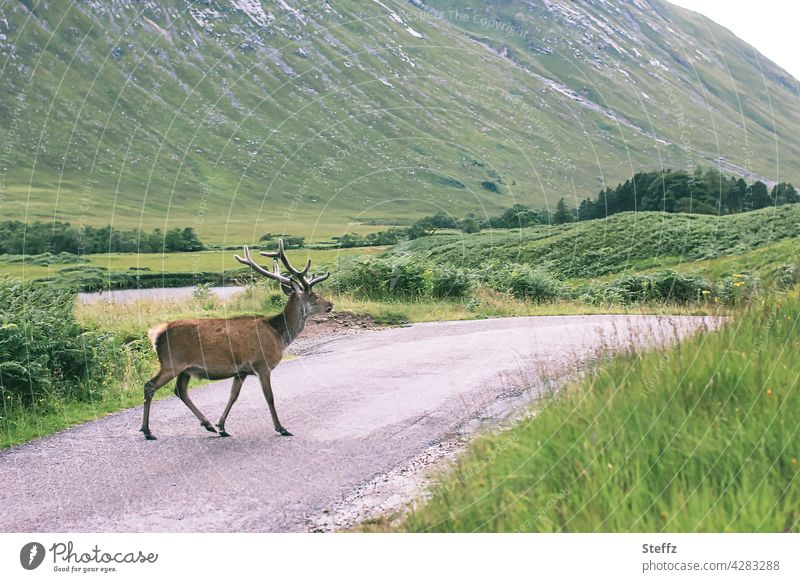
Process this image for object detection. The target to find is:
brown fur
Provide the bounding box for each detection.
[150,316,284,378]
[140,289,333,440]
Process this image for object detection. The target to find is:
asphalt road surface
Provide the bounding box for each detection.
[0,315,719,532]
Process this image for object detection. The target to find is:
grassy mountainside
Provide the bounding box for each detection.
[387,204,800,279]
[1,0,798,241]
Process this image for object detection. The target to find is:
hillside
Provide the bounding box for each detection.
[1,0,799,241]
[387,204,800,279]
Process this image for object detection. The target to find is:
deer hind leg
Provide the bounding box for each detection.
[140,368,177,440]
[256,366,291,436]
[173,372,217,434]
[217,375,245,437]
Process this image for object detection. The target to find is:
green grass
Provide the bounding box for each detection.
[1,370,146,449]
[390,290,799,532]
[0,357,222,449]
[387,206,800,280]
[0,246,385,282]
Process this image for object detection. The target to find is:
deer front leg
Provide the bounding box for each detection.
[174,372,217,434]
[140,368,176,440]
[217,375,245,437]
[255,367,292,436]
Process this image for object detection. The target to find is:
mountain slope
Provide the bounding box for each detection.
[1,0,798,242]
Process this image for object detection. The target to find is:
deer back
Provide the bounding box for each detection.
[148,316,285,378]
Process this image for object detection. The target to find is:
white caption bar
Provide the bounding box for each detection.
[1,533,797,581]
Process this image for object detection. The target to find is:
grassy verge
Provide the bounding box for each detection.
[380,290,799,532]
[76,284,719,339]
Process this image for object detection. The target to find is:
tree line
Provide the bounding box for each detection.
[574,167,798,222]
[0,221,206,255]
[335,167,798,246]
[334,205,550,248]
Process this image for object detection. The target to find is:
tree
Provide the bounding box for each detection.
[459,217,481,234]
[771,182,799,205]
[551,198,574,225]
[181,227,205,251]
[578,198,598,220]
[407,219,436,239]
[749,181,771,209]
[427,212,459,229]
[262,235,305,250]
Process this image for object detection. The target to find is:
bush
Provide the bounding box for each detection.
[0,278,122,406]
[717,273,760,306]
[431,267,472,299]
[331,256,395,298]
[388,258,431,298]
[332,256,431,299]
[580,271,715,305]
[501,263,565,302]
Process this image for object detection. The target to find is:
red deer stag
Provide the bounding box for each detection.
[140,240,333,440]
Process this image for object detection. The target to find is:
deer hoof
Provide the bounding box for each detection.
[277,428,293,437]
[202,421,217,433]
[218,430,231,437]
[144,433,157,441]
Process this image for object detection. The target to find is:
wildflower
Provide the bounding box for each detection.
[792,458,797,465]
[767,388,773,397]
[659,511,668,520]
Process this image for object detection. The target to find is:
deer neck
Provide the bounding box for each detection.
[267,294,307,349]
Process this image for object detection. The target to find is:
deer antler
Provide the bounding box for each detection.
[234,245,293,286]
[260,238,311,278]
[258,238,329,290]
[306,272,330,287]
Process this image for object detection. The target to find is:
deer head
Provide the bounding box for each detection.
[234,239,333,317]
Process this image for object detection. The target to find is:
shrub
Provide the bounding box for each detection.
[580,271,715,305]
[387,258,431,298]
[431,267,472,299]
[0,278,124,406]
[717,273,760,306]
[651,271,715,303]
[332,256,431,299]
[192,282,218,310]
[331,256,395,298]
[502,263,565,302]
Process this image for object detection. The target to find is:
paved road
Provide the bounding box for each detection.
[0,315,718,532]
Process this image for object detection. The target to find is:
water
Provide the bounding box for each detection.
[78,286,246,305]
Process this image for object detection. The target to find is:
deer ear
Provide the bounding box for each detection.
[282,279,303,295]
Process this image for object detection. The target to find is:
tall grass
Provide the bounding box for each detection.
[399,290,799,532]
